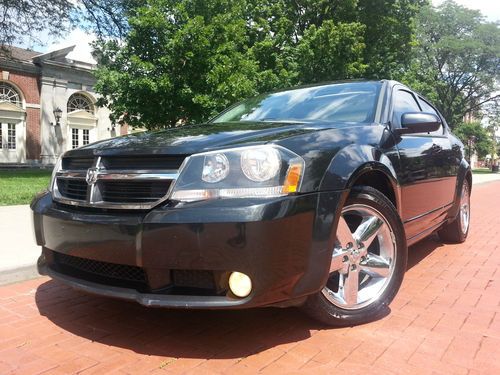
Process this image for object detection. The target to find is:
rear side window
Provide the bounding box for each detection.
[392,90,421,127]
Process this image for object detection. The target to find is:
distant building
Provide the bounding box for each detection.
[0,45,127,165]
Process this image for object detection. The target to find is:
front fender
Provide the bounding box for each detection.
[319,144,400,194]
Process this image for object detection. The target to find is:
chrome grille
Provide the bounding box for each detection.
[53,155,184,209]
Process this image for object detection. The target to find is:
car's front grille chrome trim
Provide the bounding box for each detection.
[55,171,179,180]
[53,156,186,210]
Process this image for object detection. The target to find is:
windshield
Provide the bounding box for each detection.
[212,82,381,124]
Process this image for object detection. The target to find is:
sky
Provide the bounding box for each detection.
[41,28,97,64]
[432,0,500,23]
[19,0,500,64]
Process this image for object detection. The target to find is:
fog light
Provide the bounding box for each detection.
[228,272,252,298]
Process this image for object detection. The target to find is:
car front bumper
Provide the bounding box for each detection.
[32,190,345,309]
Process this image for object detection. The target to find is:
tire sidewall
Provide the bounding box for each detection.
[304,187,408,326]
[460,181,471,239]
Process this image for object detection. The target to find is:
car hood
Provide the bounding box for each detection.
[65,121,352,157]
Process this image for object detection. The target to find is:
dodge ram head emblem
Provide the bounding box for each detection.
[86,167,100,185]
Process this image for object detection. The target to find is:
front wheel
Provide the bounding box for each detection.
[302,186,407,326]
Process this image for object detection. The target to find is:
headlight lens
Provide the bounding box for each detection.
[241,147,281,182]
[202,153,229,183]
[171,145,304,202]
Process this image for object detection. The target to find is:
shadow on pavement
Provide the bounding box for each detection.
[35,280,321,359]
[407,234,445,271]
[34,236,444,358]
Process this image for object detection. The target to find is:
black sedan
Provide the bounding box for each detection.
[31,80,471,326]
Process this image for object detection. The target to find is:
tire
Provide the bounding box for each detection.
[438,180,471,243]
[302,186,407,326]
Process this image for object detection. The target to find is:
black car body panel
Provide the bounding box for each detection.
[34,190,345,308]
[32,80,471,309]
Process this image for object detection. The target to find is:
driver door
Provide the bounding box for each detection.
[391,87,457,240]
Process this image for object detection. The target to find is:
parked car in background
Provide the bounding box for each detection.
[32,80,471,326]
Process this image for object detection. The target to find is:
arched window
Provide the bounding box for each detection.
[67,93,94,114]
[0,83,22,107]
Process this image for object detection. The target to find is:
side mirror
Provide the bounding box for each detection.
[394,112,441,135]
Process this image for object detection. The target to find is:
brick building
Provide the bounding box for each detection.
[0,45,124,165]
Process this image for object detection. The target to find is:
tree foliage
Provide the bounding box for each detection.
[78,0,140,39]
[0,0,136,53]
[0,0,73,50]
[91,0,425,129]
[357,0,427,79]
[454,121,492,159]
[403,0,500,127]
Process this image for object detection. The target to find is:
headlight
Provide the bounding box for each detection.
[48,155,63,192]
[241,147,281,182]
[171,145,304,202]
[202,153,229,183]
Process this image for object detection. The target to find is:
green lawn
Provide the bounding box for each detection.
[0,167,494,206]
[472,168,495,174]
[0,169,51,206]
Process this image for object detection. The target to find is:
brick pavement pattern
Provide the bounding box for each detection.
[1,182,499,374]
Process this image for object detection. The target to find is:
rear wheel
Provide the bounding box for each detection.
[438,181,470,243]
[302,186,407,326]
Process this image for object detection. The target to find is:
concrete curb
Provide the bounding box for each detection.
[0,264,41,286]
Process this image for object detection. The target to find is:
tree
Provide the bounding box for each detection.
[94,0,263,128]
[403,1,500,127]
[454,121,492,159]
[92,0,426,129]
[77,0,142,39]
[357,0,427,79]
[296,21,367,83]
[485,100,500,160]
[0,0,74,50]
[0,0,140,53]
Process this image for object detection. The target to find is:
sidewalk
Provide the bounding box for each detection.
[1,171,500,286]
[471,171,500,185]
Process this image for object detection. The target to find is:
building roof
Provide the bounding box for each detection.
[0,45,41,63]
[1,45,95,75]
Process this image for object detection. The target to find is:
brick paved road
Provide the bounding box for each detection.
[1,182,499,374]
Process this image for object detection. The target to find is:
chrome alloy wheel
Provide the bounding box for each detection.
[322,204,397,310]
[460,182,470,235]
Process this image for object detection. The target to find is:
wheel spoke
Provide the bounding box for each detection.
[354,216,384,249]
[330,250,346,273]
[336,216,355,248]
[342,266,359,305]
[359,254,391,278]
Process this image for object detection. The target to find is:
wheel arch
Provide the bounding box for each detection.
[319,144,401,215]
[349,168,399,211]
[446,158,472,223]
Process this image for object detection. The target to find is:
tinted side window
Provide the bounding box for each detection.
[392,90,421,127]
[418,97,443,135]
